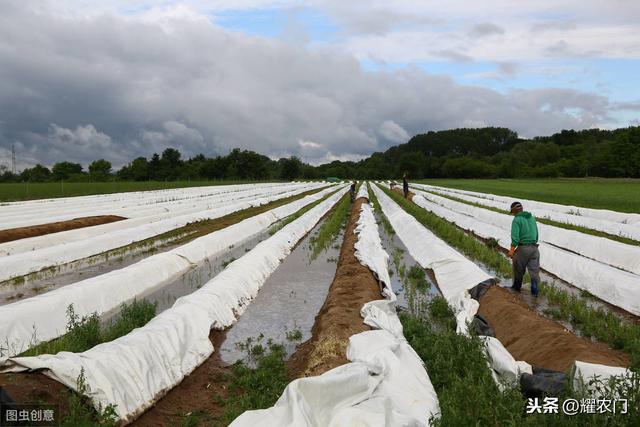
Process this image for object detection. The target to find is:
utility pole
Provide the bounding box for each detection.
[11,143,16,174]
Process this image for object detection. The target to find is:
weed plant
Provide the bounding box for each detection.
[61,368,118,427]
[309,193,350,260]
[401,300,640,426]
[217,339,290,425]
[22,300,156,356]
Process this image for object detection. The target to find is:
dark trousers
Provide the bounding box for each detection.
[512,244,540,291]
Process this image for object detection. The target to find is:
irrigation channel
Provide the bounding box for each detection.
[133,190,356,425]
[219,219,342,364]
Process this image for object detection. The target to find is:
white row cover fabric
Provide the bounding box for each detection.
[0,185,340,357]
[412,188,640,275]
[414,184,640,242]
[353,185,393,299]
[0,186,315,256]
[0,183,289,230]
[410,190,640,316]
[371,185,491,302]
[371,185,533,387]
[355,182,369,201]
[0,183,325,282]
[0,187,349,422]
[416,184,640,226]
[571,361,634,398]
[231,188,440,426]
[0,183,324,257]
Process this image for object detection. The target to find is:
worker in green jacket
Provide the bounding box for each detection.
[507,201,540,296]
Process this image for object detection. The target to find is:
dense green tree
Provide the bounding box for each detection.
[148,153,161,180]
[118,157,149,181]
[88,159,112,181]
[279,156,302,180]
[21,164,51,182]
[52,161,83,180]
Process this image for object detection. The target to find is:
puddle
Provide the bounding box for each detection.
[140,231,269,313]
[0,234,190,306]
[373,211,440,318]
[219,218,342,365]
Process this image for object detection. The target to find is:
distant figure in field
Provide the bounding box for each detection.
[508,201,540,296]
[402,174,409,199]
[350,181,357,202]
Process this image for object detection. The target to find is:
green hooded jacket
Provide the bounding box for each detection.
[511,211,539,247]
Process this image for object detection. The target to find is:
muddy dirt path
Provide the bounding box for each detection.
[287,197,384,378]
[0,215,126,244]
[478,285,629,372]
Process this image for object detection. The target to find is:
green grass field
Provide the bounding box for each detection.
[0,180,280,202]
[417,178,640,213]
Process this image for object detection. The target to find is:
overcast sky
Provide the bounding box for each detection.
[1,0,639,169]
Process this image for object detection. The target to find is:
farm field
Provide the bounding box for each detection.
[417,178,640,213]
[0,180,280,202]
[0,180,638,426]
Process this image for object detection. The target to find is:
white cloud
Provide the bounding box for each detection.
[298,139,323,149]
[378,120,409,143]
[0,1,627,168]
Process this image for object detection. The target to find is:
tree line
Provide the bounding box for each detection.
[1,126,639,182]
[0,148,314,183]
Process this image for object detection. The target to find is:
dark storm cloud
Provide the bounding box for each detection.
[0,2,617,169]
[468,22,505,38]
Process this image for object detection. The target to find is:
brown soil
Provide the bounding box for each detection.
[478,285,630,372]
[0,331,231,427]
[391,186,414,201]
[0,215,126,244]
[0,371,71,419]
[287,197,384,378]
[131,330,231,427]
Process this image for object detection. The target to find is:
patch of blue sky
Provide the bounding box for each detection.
[212,6,338,42]
[213,8,283,37]
[366,58,638,101]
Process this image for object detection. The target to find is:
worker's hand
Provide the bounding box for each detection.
[508,246,516,258]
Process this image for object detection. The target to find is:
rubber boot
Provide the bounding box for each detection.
[531,279,539,297]
[510,278,522,292]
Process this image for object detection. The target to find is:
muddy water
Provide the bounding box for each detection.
[0,234,189,305]
[141,232,271,314]
[219,219,342,365]
[373,211,440,317]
